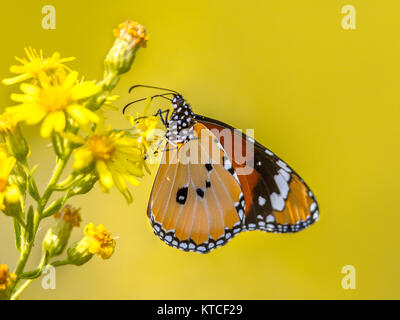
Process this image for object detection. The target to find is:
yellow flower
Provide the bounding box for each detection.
[67,223,116,265]
[83,223,116,259]
[2,47,75,85]
[0,264,16,291]
[7,71,100,138]
[113,20,149,48]
[0,152,21,210]
[72,126,146,203]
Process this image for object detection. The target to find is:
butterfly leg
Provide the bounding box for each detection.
[154,108,170,126]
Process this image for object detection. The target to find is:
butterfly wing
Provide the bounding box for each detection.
[196,115,319,233]
[147,122,245,253]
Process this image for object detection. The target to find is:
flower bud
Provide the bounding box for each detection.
[104,20,148,79]
[43,206,82,257]
[69,173,98,196]
[8,164,27,195]
[2,185,22,218]
[66,239,94,266]
[0,112,30,162]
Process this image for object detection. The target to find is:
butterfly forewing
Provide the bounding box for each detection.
[197,115,320,234]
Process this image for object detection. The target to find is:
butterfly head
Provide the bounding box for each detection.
[166,94,196,144]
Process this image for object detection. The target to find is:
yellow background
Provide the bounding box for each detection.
[0,0,399,299]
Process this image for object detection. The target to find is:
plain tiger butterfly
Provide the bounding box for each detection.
[124,85,319,253]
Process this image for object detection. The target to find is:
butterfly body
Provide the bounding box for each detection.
[164,95,196,144]
[146,94,319,253]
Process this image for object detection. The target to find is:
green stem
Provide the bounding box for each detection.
[38,155,70,214]
[10,279,33,300]
[19,252,49,279]
[10,153,71,299]
[13,242,33,276]
[12,258,70,300]
[51,259,70,268]
[54,173,84,191]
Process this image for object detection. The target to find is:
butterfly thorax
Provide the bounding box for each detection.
[165,95,196,144]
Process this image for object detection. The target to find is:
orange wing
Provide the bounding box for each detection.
[197,115,319,233]
[148,123,245,253]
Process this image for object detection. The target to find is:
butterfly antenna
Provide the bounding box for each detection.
[122,93,174,114]
[128,84,181,95]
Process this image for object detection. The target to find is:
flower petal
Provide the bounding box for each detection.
[0,193,5,211]
[73,147,94,170]
[5,185,21,204]
[111,171,127,193]
[23,106,47,125]
[70,82,100,100]
[63,71,78,90]
[53,111,66,132]
[2,73,31,85]
[40,113,57,138]
[0,156,15,179]
[67,104,99,125]
[20,83,39,96]
[96,160,114,190]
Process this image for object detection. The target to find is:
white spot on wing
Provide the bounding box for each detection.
[279,168,290,182]
[270,192,285,211]
[276,160,291,173]
[310,202,317,212]
[179,242,188,249]
[265,149,274,156]
[274,174,289,199]
[266,215,275,223]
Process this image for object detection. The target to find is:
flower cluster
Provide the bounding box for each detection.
[0,20,154,300]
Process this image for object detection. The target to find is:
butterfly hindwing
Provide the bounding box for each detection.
[196,115,319,234]
[148,123,245,253]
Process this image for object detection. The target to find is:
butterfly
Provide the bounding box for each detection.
[124,85,319,253]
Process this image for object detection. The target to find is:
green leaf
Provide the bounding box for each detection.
[26,206,34,242]
[27,177,40,201]
[42,199,64,218]
[13,217,22,252]
[51,132,65,159]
